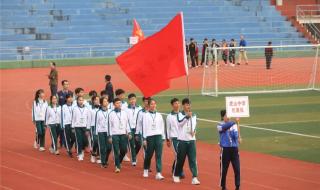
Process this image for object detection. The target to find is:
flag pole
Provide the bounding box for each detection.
[180,11,190,98]
[186,74,190,98]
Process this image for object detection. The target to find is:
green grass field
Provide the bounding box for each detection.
[147,90,320,163]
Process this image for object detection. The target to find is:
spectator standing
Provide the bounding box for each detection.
[237,35,249,65]
[48,62,58,96]
[265,41,273,70]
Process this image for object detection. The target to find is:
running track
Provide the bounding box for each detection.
[1,63,320,190]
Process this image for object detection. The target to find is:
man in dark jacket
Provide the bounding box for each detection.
[57,80,73,106]
[48,62,58,96]
[189,38,196,68]
[105,75,114,103]
[265,41,273,69]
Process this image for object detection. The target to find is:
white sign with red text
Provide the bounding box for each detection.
[226,96,250,118]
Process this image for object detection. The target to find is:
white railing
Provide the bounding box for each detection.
[296,5,320,42]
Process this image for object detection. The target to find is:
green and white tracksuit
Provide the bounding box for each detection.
[142,111,166,173]
[95,108,112,166]
[166,111,184,176]
[174,112,198,178]
[90,106,100,156]
[71,105,91,156]
[108,109,131,169]
[61,103,75,153]
[135,108,147,156]
[32,99,48,148]
[45,105,62,152]
[126,104,142,163]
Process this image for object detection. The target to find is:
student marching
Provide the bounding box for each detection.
[31,79,243,188]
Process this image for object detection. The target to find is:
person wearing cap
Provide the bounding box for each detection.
[217,110,241,190]
[201,38,209,67]
[265,41,273,69]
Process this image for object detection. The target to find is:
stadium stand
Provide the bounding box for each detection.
[0,0,311,60]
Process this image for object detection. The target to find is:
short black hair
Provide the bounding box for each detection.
[76,96,83,101]
[142,97,151,101]
[105,75,111,81]
[100,90,107,96]
[182,98,191,105]
[148,98,156,105]
[231,39,235,41]
[75,87,84,94]
[268,41,272,45]
[128,93,136,99]
[220,109,226,120]
[204,38,208,41]
[170,98,179,105]
[65,94,73,99]
[61,80,68,85]
[212,38,216,41]
[190,37,194,41]
[89,90,97,97]
[113,97,121,103]
[115,89,125,96]
[91,95,99,104]
[100,96,108,105]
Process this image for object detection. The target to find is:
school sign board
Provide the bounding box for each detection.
[226,96,250,118]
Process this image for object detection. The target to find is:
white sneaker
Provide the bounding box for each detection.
[39,147,45,152]
[49,147,54,154]
[96,159,101,164]
[54,150,60,155]
[173,176,181,183]
[123,155,130,162]
[78,153,84,161]
[143,169,149,178]
[33,141,38,149]
[191,177,200,185]
[115,167,120,173]
[132,162,137,166]
[90,155,96,163]
[155,173,164,180]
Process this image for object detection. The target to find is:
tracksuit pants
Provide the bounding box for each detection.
[143,135,163,173]
[63,124,75,153]
[128,128,142,163]
[174,140,198,177]
[98,132,112,166]
[171,138,184,176]
[35,121,46,148]
[90,126,99,156]
[220,147,240,189]
[75,127,87,155]
[112,134,128,169]
[48,124,61,151]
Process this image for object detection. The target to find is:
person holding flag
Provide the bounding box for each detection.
[173,98,200,185]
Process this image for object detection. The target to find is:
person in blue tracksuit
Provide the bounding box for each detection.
[217,110,241,190]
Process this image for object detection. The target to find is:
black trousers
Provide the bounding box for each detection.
[50,85,58,96]
[266,56,272,69]
[190,53,196,67]
[220,147,240,189]
[63,124,75,153]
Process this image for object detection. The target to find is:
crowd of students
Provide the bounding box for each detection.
[32,76,201,185]
[32,73,242,189]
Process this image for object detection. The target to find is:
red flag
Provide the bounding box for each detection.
[132,19,145,42]
[116,12,188,97]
